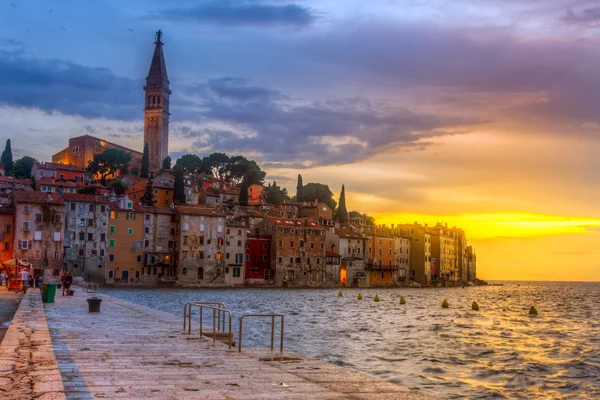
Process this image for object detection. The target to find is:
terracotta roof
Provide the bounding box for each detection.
[142,206,175,215]
[336,227,364,239]
[33,162,84,172]
[62,193,109,203]
[174,206,226,217]
[267,217,325,228]
[69,135,143,156]
[326,252,341,257]
[37,177,77,187]
[14,191,65,205]
[108,202,146,212]
[0,176,31,185]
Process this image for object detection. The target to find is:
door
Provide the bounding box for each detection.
[121,270,129,283]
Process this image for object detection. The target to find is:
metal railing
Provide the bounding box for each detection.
[199,305,233,351]
[183,302,226,332]
[82,283,98,293]
[238,314,284,353]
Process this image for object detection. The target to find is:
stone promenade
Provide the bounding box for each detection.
[5,287,438,400]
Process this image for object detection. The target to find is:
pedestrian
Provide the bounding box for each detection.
[34,275,40,289]
[0,271,5,287]
[19,269,29,293]
[28,274,34,288]
[63,272,73,296]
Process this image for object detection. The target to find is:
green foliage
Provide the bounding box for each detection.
[30,176,36,190]
[78,186,97,195]
[302,182,337,210]
[336,185,349,223]
[349,210,375,226]
[140,143,149,178]
[141,178,155,206]
[174,169,185,205]
[162,156,172,170]
[296,174,304,202]
[1,139,13,175]
[174,153,265,185]
[203,152,230,179]
[239,180,249,206]
[130,167,140,177]
[86,148,132,186]
[12,156,36,179]
[108,179,127,196]
[265,181,289,205]
[174,154,203,173]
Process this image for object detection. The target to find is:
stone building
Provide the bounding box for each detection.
[299,202,334,226]
[367,232,398,287]
[430,224,456,282]
[224,224,246,286]
[395,236,411,281]
[257,217,327,288]
[106,196,145,283]
[327,226,367,286]
[63,194,109,283]
[396,223,432,285]
[143,206,177,280]
[466,245,477,282]
[13,191,66,281]
[52,135,143,170]
[174,206,226,287]
[0,206,14,265]
[244,232,272,285]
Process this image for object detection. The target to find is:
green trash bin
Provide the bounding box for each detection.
[41,283,49,303]
[45,282,58,304]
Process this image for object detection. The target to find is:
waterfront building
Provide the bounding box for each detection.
[13,191,66,281]
[174,206,226,286]
[62,194,109,283]
[106,196,144,283]
[325,251,342,285]
[143,32,171,169]
[466,245,477,281]
[450,227,468,282]
[430,224,456,282]
[257,217,327,287]
[244,232,273,285]
[367,231,398,287]
[395,236,411,282]
[142,206,177,281]
[224,224,246,286]
[396,223,433,285]
[0,206,14,265]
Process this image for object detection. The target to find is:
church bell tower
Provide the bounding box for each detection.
[144,30,171,169]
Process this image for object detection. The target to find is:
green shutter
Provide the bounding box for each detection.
[133,213,137,220]
[109,239,115,248]
[115,211,119,219]
[110,225,115,233]
[126,213,130,220]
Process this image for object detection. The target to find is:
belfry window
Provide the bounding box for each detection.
[72,146,82,153]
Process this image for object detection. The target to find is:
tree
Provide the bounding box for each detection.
[265,181,288,205]
[108,179,127,196]
[78,186,97,195]
[222,156,265,184]
[141,178,155,206]
[239,180,249,206]
[202,152,230,180]
[86,148,132,186]
[349,211,375,226]
[12,156,36,179]
[336,184,349,223]
[1,139,13,176]
[30,176,36,190]
[302,183,337,210]
[296,174,304,202]
[140,143,149,178]
[162,156,172,170]
[174,154,203,173]
[174,168,185,205]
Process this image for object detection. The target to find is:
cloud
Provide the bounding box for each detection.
[149,0,316,28]
[562,7,600,25]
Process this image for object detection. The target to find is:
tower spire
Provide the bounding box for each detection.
[143,30,171,169]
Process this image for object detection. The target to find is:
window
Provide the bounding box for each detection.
[88,219,94,227]
[54,214,61,224]
[20,240,29,249]
[199,251,204,259]
[183,223,189,231]
[137,241,142,248]
[320,243,324,250]
[110,211,117,219]
[128,228,133,235]
[23,205,31,213]
[70,203,76,211]
[200,224,205,232]
[136,255,142,263]
[108,270,114,278]
[237,240,242,246]
[135,271,140,279]
[181,267,188,276]
[4,243,10,251]
[35,213,42,222]
[54,251,60,259]
[89,204,95,212]
[183,236,188,245]
[233,267,241,277]
[278,256,283,264]
[289,257,293,264]
[300,240,305,248]
[34,250,41,259]
[34,231,42,241]
[226,252,230,259]
[236,253,243,264]
[100,234,106,242]
[263,255,267,261]
[245,254,250,261]
[278,240,282,247]
[295,257,301,263]
[78,249,84,257]
[79,232,85,241]
[170,228,175,235]
[290,241,294,248]
[22,221,30,231]
[54,232,61,241]
[109,254,115,262]
[109,239,115,248]
[87,233,93,241]
[100,205,106,213]
[73,263,78,269]
[109,225,115,233]
[100,249,105,257]
[197,267,203,280]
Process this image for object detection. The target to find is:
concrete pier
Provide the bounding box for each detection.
[3,288,437,399]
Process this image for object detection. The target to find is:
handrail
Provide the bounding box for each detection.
[183,302,226,332]
[82,283,98,293]
[238,313,284,353]
[198,305,233,351]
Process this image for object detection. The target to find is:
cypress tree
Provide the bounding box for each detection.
[239,180,249,206]
[337,184,349,223]
[1,139,13,176]
[141,177,155,206]
[162,156,171,170]
[296,174,303,202]
[140,143,149,178]
[174,168,185,205]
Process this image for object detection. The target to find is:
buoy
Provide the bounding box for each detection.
[357,294,363,300]
[400,297,406,305]
[529,306,538,315]
[472,301,479,311]
[338,291,343,297]
[441,299,449,308]
[374,295,380,302]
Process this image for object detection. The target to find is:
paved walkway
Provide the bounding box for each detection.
[44,288,437,400]
[0,289,24,342]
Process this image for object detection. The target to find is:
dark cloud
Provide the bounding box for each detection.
[149,0,316,27]
[0,47,142,120]
[562,7,600,25]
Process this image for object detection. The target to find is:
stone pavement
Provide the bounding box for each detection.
[0,288,66,400]
[43,288,438,400]
[0,288,24,342]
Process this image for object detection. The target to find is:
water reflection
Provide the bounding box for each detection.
[105,281,600,399]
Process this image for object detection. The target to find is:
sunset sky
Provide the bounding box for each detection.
[1,0,600,281]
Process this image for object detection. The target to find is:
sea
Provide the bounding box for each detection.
[104,281,600,399]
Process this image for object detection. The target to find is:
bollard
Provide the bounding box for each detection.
[472,301,479,311]
[374,295,380,302]
[441,299,449,308]
[529,306,538,315]
[400,297,406,305]
[357,294,363,300]
[338,291,343,297]
[86,297,103,313]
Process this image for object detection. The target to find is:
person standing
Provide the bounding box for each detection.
[63,272,73,296]
[0,272,5,288]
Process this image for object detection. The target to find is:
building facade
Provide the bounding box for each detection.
[224,225,246,286]
[52,135,143,170]
[0,207,14,265]
[143,206,177,280]
[244,233,272,285]
[106,197,144,283]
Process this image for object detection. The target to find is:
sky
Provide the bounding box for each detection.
[1,0,600,281]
